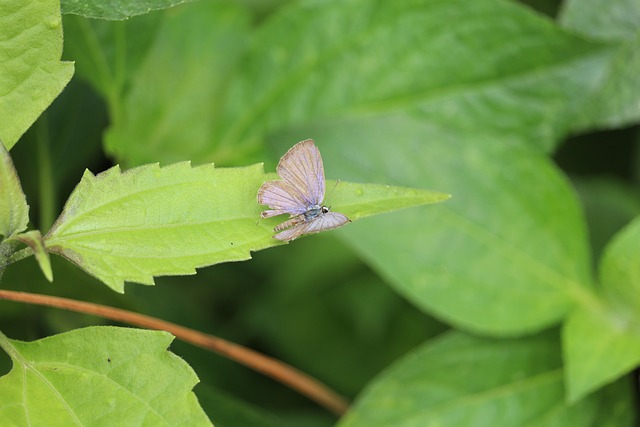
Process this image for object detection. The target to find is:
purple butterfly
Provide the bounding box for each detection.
[258,139,351,241]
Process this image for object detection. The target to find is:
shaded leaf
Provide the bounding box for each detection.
[61,0,198,20]
[339,331,634,427]
[0,142,28,238]
[105,1,251,165]
[44,160,446,292]
[274,115,592,335]
[0,0,74,148]
[564,216,640,401]
[0,326,210,426]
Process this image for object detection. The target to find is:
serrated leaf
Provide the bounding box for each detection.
[12,230,53,282]
[61,0,198,20]
[44,161,445,292]
[564,216,640,402]
[0,0,74,149]
[0,326,211,426]
[339,331,634,427]
[274,115,592,335]
[0,142,28,239]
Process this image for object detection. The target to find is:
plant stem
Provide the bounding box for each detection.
[0,290,349,416]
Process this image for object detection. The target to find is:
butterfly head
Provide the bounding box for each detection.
[321,206,330,214]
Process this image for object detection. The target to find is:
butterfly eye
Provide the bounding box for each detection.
[322,206,330,214]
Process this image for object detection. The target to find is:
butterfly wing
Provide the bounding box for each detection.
[273,211,350,242]
[258,180,309,217]
[276,139,325,206]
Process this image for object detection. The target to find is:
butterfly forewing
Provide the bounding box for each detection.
[258,180,309,217]
[276,139,325,206]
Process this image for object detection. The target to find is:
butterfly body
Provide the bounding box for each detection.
[258,140,350,241]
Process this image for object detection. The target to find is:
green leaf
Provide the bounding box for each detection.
[338,331,634,427]
[559,0,640,130]
[274,115,593,335]
[44,160,445,292]
[0,326,211,426]
[62,13,163,100]
[104,1,251,166]
[61,0,198,20]
[0,142,28,238]
[560,0,640,41]
[0,0,74,149]
[213,0,608,159]
[564,216,640,402]
[12,230,53,282]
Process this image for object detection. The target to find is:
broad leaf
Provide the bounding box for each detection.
[0,142,28,238]
[0,326,210,426]
[339,331,634,427]
[274,115,592,335]
[44,161,447,292]
[0,0,74,149]
[564,215,640,402]
[214,0,608,158]
[560,0,640,41]
[61,0,198,20]
[559,0,640,130]
[104,1,250,166]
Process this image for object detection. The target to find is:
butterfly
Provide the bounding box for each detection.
[258,139,351,241]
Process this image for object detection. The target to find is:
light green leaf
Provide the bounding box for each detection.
[560,0,640,41]
[0,142,28,239]
[61,0,198,20]
[274,115,593,335]
[213,0,608,159]
[44,160,445,292]
[564,215,640,402]
[0,0,74,149]
[104,1,250,165]
[559,0,640,130]
[339,331,634,427]
[0,326,211,426]
[12,230,53,282]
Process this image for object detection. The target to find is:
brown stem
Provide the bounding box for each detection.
[0,290,349,416]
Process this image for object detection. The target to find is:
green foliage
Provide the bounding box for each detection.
[339,331,634,427]
[1,0,640,425]
[0,143,28,238]
[0,327,210,426]
[61,0,198,20]
[563,217,640,402]
[0,0,74,149]
[43,161,445,292]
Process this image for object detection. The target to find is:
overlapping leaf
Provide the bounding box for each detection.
[339,331,633,427]
[0,327,210,426]
[0,0,74,149]
[61,0,197,20]
[0,143,28,238]
[274,115,592,335]
[564,216,640,402]
[44,161,447,292]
